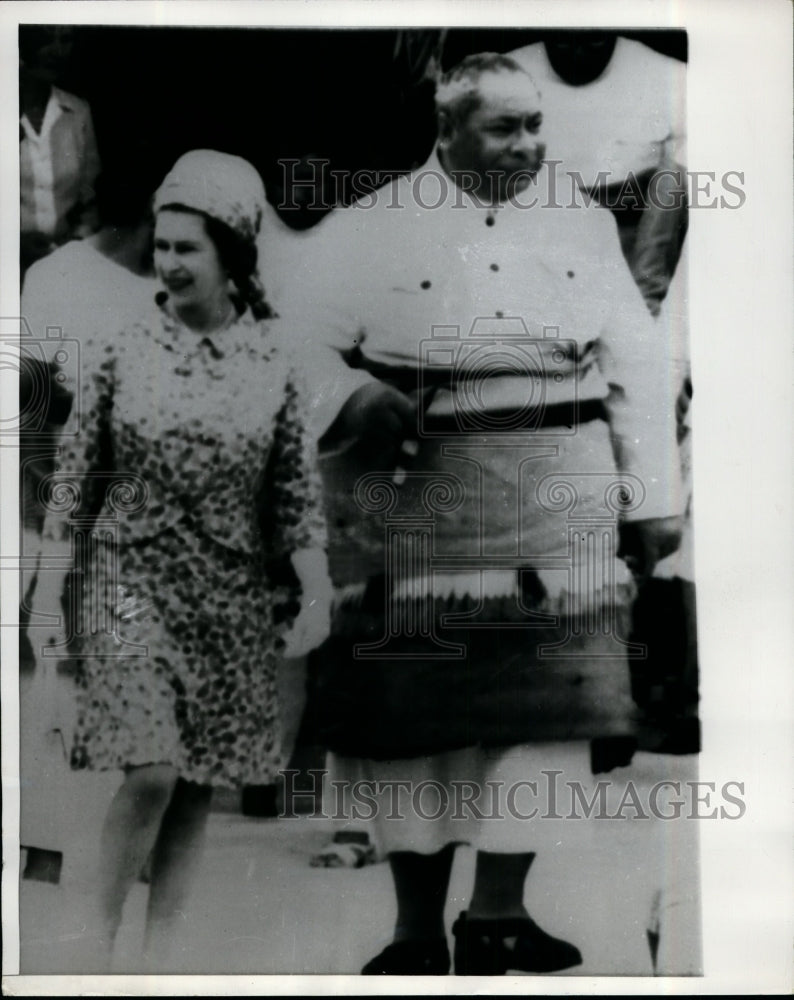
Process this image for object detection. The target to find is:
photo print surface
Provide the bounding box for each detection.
[15,21,705,979]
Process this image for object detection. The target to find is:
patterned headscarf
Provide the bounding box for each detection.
[153,149,266,244]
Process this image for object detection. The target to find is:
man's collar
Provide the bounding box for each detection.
[423,146,445,176]
[20,87,71,140]
[422,145,503,211]
[51,86,78,113]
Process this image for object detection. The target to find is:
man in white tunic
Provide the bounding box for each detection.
[287,52,684,975]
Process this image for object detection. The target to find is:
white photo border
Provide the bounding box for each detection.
[2,0,792,995]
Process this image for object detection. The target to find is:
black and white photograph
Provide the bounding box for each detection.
[1,1,792,994]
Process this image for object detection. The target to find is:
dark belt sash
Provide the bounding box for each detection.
[340,347,606,432]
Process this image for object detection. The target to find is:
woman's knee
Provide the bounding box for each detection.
[169,779,213,816]
[123,763,180,813]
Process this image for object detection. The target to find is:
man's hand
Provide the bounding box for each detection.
[326,382,418,467]
[618,516,684,583]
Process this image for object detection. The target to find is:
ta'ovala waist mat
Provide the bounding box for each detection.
[305,583,638,760]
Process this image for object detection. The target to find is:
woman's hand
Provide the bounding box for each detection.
[281,599,332,659]
[281,548,333,659]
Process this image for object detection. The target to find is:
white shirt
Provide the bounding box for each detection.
[21,239,155,371]
[20,87,101,240]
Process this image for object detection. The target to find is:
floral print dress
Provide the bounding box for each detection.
[57,298,326,787]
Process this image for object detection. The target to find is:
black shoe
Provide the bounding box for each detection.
[452,911,582,975]
[362,939,450,975]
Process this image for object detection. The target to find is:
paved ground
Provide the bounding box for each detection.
[16,750,701,978]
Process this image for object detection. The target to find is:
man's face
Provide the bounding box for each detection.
[444,72,546,201]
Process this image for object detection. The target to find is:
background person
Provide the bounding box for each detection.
[22,152,159,359]
[510,31,688,315]
[20,26,101,278]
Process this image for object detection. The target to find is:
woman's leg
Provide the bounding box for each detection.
[142,778,213,971]
[89,763,179,970]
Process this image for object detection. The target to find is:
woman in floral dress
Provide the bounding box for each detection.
[55,150,331,969]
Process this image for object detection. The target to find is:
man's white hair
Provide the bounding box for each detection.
[435,51,539,126]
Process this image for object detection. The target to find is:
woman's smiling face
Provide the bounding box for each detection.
[154,209,228,322]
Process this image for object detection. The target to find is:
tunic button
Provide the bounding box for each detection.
[495,311,504,318]
[567,270,575,278]
[490,263,499,272]
[485,215,495,227]
[420,280,432,289]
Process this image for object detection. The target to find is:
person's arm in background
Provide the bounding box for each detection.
[19,354,74,670]
[657,237,691,440]
[650,238,693,585]
[591,205,685,581]
[627,145,688,317]
[31,329,116,667]
[20,133,57,275]
[627,49,689,317]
